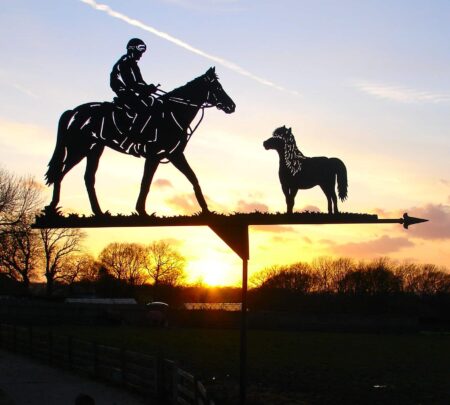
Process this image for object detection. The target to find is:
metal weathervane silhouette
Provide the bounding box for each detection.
[34,38,428,405]
[264,126,348,214]
[44,38,235,218]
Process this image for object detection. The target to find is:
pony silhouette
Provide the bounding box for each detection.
[45,67,235,216]
[263,126,348,214]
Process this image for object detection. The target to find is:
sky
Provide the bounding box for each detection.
[1,0,449,286]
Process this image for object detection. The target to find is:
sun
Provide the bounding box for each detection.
[188,257,238,287]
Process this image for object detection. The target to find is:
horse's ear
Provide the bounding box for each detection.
[212,66,216,72]
[288,127,292,134]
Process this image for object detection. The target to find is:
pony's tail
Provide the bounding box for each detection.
[45,110,72,185]
[332,158,348,201]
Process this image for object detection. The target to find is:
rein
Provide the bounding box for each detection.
[154,87,213,164]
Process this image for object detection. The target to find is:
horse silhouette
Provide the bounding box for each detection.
[263,126,348,214]
[45,67,235,216]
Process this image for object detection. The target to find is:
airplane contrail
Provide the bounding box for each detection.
[80,0,298,96]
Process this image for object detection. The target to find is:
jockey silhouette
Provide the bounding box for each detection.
[110,38,159,139]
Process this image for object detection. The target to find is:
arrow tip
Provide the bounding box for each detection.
[402,213,428,229]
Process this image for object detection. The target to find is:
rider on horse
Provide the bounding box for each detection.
[110,38,159,139]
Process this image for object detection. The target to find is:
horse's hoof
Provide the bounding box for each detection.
[44,205,62,216]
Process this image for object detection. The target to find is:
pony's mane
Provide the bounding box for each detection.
[273,126,307,176]
[162,70,217,99]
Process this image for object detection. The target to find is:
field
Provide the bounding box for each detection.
[48,326,450,404]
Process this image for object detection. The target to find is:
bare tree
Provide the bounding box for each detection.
[40,227,85,296]
[0,168,42,229]
[0,169,43,290]
[0,217,41,289]
[58,253,98,285]
[99,242,145,285]
[143,241,186,286]
[250,265,281,289]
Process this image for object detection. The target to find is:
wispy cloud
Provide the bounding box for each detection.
[235,199,269,213]
[353,80,450,103]
[0,69,38,99]
[80,0,298,95]
[327,235,414,257]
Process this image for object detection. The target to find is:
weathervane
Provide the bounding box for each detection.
[35,39,428,405]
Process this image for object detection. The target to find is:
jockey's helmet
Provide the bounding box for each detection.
[127,38,147,53]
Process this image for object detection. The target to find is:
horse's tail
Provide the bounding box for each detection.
[45,110,72,185]
[331,158,348,201]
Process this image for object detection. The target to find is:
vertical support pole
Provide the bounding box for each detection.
[207,222,252,404]
[239,256,248,405]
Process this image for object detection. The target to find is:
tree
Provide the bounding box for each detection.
[40,227,85,296]
[58,253,98,285]
[143,241,186,286]
[0,168,42,230]
[0,217,41,289]
[0,169,42,290]
[99,242,145,285]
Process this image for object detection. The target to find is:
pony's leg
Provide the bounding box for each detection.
[84,146,105,216]
[169,153,209,212]
[136,157,160,215]
[320,185,333,214]
[283,185,297,214]
[331,189,339,214]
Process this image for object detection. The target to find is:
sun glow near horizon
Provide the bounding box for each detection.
[187,255,242,287]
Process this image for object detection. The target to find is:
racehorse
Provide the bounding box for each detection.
[45,67,235,216]
[263,126,348,214]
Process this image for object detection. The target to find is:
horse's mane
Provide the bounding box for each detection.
[273,126,307,176]
[162,70,217,100]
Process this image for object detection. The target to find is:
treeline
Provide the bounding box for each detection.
[251,257,450,296]
[0,168,185,297]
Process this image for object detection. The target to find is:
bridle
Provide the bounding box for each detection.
[152,76,222,163]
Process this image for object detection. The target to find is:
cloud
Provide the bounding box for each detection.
[166,193,203,214]
[300,205,322,213]
[80,0,298,95]
[252,225,296,233]
[153,179,173,189]
[374,203,450,241]
[0,69,38,99]
[353,80,450,104]
[407,204,450,240]
[235,200,269,213]
[329,235,414,257]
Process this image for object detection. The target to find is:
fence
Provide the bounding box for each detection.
[0,323,215,405]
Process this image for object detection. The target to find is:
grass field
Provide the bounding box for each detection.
[51,326,450,404]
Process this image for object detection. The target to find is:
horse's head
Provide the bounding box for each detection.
[203,67,235,114]
[264,126,293,151]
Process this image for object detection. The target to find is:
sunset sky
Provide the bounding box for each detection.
[1,0,449,286]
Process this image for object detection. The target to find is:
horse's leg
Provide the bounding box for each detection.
[136,156,160,215]
[169,153,209,212]
[85,145,105,216]
[47,150,86,212]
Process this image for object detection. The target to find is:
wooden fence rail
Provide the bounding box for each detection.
[0,324,215,405]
